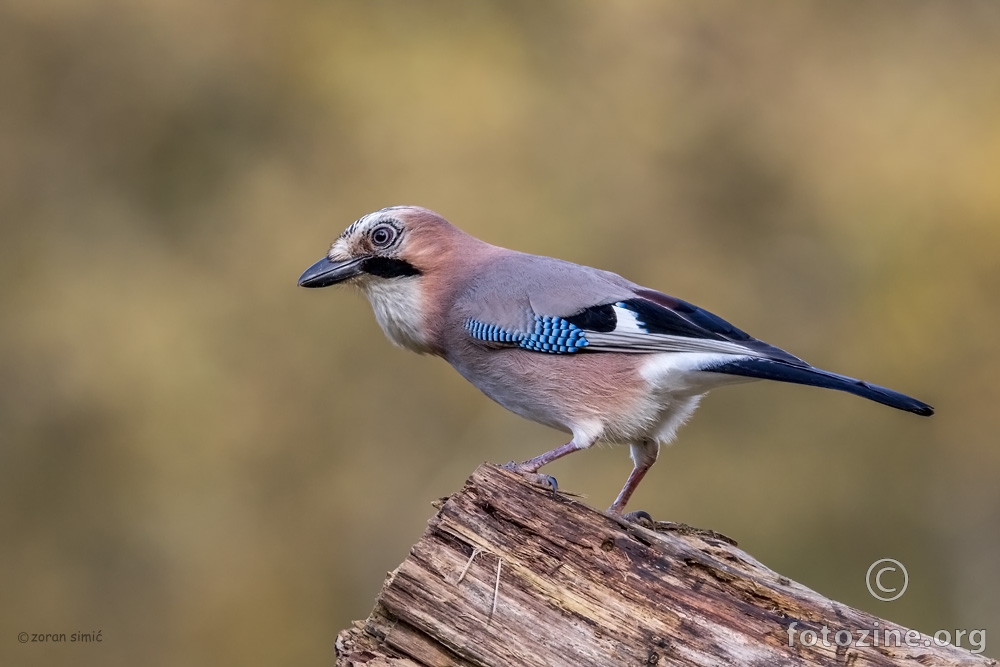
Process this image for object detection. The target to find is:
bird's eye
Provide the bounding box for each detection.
[371,225,396,247]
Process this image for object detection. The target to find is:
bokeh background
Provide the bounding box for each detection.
[2,1,998,664]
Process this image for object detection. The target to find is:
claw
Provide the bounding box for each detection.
[623,510,653,523]
[500,463,559,495]
[608,506,656,530]
[537,474,558,494]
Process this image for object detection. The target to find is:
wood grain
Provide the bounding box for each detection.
[336,464,993,667]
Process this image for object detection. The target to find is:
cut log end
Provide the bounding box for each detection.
[336,464,993,667]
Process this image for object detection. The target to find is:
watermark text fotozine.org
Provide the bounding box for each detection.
[786,621,987,655]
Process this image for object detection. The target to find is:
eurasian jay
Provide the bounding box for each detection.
[299,206,933,517]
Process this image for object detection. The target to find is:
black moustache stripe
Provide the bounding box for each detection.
[361,257,422,278]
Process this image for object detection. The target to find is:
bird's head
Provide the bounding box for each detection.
[298,205,477,353]
[298,205,446,289]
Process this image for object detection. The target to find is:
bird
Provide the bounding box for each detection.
[298,205,933,518]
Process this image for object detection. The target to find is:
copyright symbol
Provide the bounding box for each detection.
[866,558,908,601]
[18,632,28,643]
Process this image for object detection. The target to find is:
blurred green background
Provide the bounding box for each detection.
[2,1,998,664]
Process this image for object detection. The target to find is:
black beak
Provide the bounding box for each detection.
[297,257,365,288]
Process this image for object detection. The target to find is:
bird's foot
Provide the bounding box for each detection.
[622,509,653,523]
[608,507,738,544]
[501,461,559,495]
[606,504,656,528]
[618,509,656,529]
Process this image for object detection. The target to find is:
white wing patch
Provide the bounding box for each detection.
[609,304,646,334]
[567,302,768,356]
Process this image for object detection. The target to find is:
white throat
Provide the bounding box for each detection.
[359,278,431,353]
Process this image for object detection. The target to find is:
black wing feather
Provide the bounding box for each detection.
[704,357,934,416]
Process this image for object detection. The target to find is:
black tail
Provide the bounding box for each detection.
[705,358,934,416]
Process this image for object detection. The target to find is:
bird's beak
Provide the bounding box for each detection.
[297,256,365,288]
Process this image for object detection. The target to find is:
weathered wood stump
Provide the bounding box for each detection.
[335,464,992,667]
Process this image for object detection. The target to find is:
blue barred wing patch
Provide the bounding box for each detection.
[465,316,590,354]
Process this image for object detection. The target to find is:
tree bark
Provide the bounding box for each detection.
[335,464,992,667]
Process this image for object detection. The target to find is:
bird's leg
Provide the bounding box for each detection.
[502,440,581,493]
[516,440,581,472]
[607,439,659,518]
